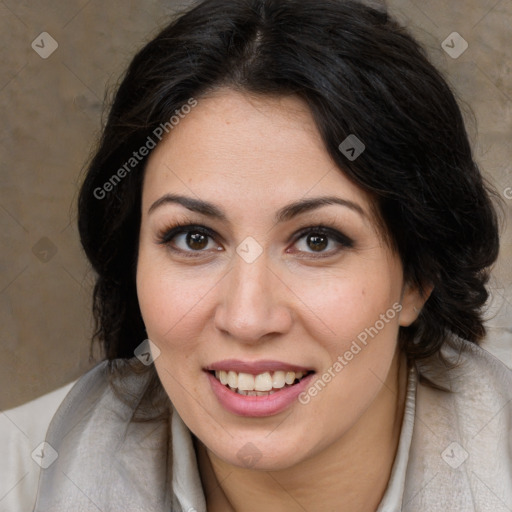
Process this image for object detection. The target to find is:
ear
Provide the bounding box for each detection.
[398,281,434,327]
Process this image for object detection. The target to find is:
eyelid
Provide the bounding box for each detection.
[156,222,354,257]
[155,223,221,260]
[290,225,354,248]
[156,223,217,245]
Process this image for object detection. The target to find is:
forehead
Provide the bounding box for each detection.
[142,89,374,222]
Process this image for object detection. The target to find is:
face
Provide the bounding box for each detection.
[136,89,421,471]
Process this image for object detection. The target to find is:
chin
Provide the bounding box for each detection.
[203,428,318,472]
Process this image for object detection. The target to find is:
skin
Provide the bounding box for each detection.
[136,89,429,512]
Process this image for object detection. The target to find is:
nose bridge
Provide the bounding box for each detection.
[214,251,290,342]
[236,249,273,300]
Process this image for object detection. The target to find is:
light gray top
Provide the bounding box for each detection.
[1,337,511,511]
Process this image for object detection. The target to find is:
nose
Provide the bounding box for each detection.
[214,252,293,344]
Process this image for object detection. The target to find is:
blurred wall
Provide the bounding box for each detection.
[1,0,511,410]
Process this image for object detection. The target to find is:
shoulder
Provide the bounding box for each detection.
[32,359,173,511]
[0,381,76,512]
[422,335,512,399]
[1,359,167,512]
[404,338,512,511]
[418,336,512,446]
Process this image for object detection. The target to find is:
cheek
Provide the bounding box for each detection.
[290,265,401,349]
[136,251,212,350]
[136,256,210,406]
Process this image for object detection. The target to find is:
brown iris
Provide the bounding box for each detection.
[187,232,208,250]
[307,233,328,252]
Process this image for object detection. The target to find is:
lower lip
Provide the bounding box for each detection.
[206,371,316,417]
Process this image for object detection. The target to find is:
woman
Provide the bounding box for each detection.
[2,0,511,510]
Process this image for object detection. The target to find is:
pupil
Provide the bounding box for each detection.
[187,232,207,250]
[308,234,327,251]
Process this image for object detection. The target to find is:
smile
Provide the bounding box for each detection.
[210,370,313,396]
[204,360,316,417]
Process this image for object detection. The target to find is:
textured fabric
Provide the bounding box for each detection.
[403,340,512,511]
[32,361,174,511]
[0,382,75,512]
[376,367,417,512]
[1,337,509,511]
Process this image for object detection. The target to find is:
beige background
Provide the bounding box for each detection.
[1,0,511,410]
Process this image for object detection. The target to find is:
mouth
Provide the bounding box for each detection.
[204,359,317,416]
[207,369,315,396]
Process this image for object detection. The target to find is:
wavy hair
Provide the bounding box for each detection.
[78,0,500,382]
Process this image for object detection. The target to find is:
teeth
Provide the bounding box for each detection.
[214,369,309,393]
[237,372,255,391]
[272,371,286,389]
[236,389,277,396]
[285,372,296,385]
[254,372,272,391]
[227,371,238,388]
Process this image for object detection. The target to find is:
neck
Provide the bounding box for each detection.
[196,351,408,512]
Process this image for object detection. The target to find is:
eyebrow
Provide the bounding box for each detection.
[147,193,367,223]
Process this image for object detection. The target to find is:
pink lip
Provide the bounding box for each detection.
[206,371,316,417]
[205,359,313,375]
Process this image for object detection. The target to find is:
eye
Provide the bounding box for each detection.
[156,223,353,259]
[290,226,353,257]
[156,223,221,256]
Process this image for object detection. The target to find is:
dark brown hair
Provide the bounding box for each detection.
[78,0,500,376]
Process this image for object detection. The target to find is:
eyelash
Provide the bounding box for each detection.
[156,222,354,259]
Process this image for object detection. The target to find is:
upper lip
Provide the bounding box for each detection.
[204,359,314,375]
